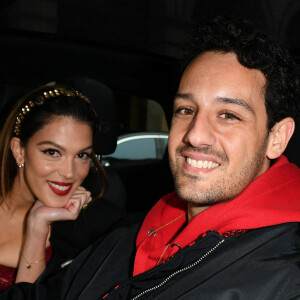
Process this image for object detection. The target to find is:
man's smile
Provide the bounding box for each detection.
[186,157,220,169]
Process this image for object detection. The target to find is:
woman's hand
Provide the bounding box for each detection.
[15,187,92,284]
[64,186,92,218]
[28,186,92,233]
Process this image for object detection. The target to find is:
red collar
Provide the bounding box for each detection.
[134,156,300,275]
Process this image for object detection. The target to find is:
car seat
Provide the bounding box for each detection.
[59,76,127,211]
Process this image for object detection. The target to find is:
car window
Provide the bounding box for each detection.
[103,93,169,164]
[108,134,168,160]
[112,137,156,159]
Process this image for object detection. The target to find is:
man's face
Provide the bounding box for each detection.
[168,51,271,212]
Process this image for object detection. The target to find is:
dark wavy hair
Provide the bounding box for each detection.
[183,16,300,130]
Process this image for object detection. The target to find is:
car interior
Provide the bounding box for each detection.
[0,1,299,215]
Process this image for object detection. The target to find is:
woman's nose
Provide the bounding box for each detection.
[58,158,74,179]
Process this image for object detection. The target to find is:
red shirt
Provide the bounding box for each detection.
[0,246,53,292]
[134,156,300,275]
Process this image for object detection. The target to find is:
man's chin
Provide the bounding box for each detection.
[175,183,233,207]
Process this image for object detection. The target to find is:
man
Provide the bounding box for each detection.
[2,17,300,300]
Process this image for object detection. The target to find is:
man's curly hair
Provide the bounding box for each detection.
[183,16,300,130]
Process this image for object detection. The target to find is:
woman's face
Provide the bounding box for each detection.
[20,116,93,207]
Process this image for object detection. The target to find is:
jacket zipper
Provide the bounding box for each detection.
[130,238,225,300]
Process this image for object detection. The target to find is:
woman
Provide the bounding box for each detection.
[0,84,122,291]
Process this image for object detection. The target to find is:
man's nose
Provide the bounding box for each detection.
[183,112,216,147]
[58,158,74,179]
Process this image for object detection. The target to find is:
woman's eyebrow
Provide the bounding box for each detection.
[37,141,93,152]
[37,141,64,149]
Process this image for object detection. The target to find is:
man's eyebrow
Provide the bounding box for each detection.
[37,141,93,152]
[174,94,255,115]
[174,93,195,102]
[215,97,255,115]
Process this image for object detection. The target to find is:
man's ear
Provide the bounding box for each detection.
[266,117,295,159]
[10,137,25,164]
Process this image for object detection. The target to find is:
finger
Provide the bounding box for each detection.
[87,195,92,203]
[68,190,91,204]
[64,198,82,214]
[74,186,87,192]
[83,195,93,210]
[70,192,91,201]
[68,193,90,205]
[65,192,90,211]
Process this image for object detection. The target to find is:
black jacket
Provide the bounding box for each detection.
[2,220,300,299]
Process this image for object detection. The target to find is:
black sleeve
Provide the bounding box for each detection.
[0,283,36,299]
[50,197,125,260]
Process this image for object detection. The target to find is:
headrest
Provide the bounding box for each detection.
[59,76,118,155]
[0,84,27,130]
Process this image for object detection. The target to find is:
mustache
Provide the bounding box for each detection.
[176,145,228,163]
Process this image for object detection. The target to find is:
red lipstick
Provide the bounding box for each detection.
[47,181,73,196]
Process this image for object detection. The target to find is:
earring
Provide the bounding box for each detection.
[16,162,24,168]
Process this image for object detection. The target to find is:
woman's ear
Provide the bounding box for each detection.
[266,117,295,160]
[10,137,25,164]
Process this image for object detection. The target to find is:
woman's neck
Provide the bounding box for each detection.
[1,173,35,215]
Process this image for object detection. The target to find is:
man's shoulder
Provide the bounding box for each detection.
[114,222,300,300]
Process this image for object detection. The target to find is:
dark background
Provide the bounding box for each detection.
[0,0,299,165]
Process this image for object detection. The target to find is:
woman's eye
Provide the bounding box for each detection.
[220,112,239,120]
[77,152,91,160]
[41,149,60,157]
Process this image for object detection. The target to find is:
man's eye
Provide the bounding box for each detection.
[41,149,60,157]
[220,113,239,120]
[175,107,195,115]
[77,152,91,160]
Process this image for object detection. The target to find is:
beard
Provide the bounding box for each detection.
[169,137,269,207]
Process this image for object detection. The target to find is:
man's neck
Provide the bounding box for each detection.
[187,204,210,223]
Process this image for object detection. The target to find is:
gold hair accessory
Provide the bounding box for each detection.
[14,87,90,137]
[22,255,45,269]
[16,162,24,168]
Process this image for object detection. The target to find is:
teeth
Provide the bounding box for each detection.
[187,157,220,169]
[48,182,71,191]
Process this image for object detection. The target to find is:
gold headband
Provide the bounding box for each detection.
[14,87,90,137]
